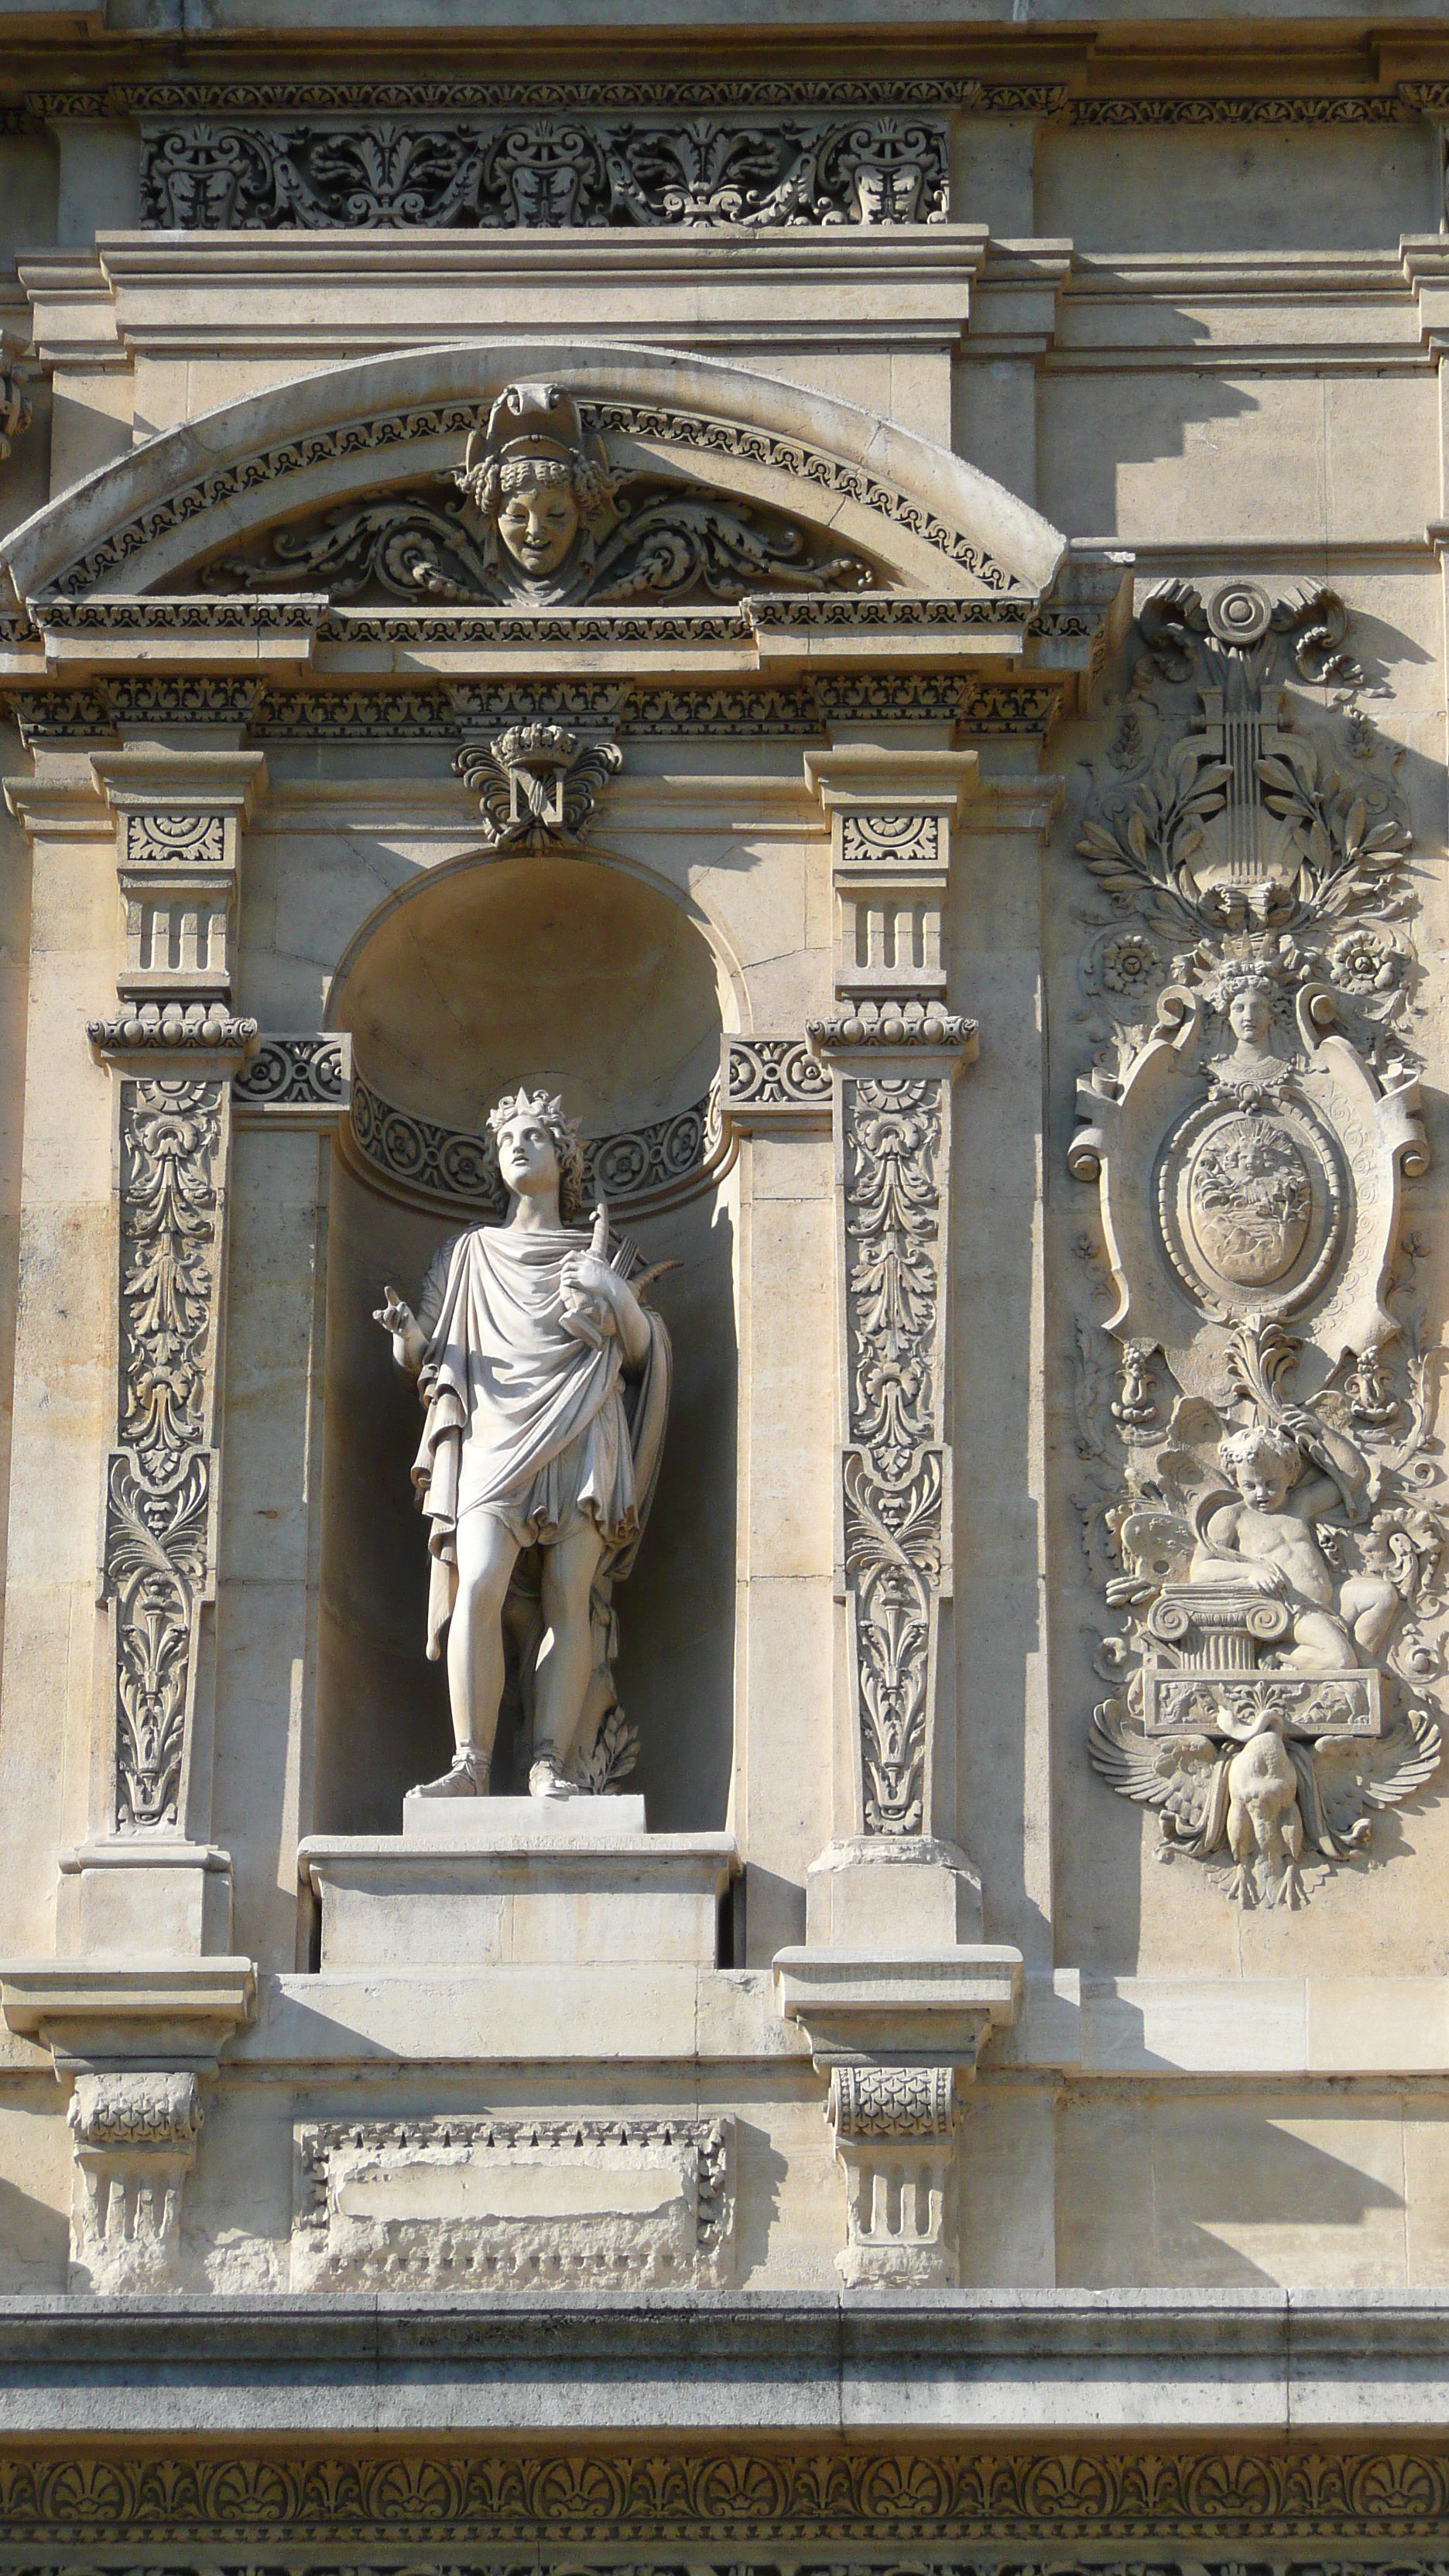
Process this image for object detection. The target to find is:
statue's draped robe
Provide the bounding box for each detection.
[410,1225,670,1658]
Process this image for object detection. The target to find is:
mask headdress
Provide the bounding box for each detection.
[487,1086,589,1224]
[454,382,618,541]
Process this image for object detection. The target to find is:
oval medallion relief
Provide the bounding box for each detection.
[1184,1112,1313,1288]
[1157,1088,1347,1322]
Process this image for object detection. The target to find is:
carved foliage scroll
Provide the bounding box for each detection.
[140,111,948,231]
[104,1078,227,1833]
[1070,580,1444,1906]
[841,1074,951,1835]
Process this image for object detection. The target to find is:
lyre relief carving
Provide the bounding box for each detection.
[1070,580,1443,1905]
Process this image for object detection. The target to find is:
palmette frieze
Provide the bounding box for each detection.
[1070,579,1446,1906]
[11,2443,1449,2542]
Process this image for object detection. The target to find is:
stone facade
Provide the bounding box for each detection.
[2,0,1449,2558]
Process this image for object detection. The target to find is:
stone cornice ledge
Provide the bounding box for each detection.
[1,1958,258,2075]
[0,2290,1447,2441]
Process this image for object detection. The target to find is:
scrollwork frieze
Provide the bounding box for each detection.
[347,1070,731,1221]
[139,109,948,231]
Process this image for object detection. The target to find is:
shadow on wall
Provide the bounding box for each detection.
[312,846,738,1836]
[1056,2082,1430,2288]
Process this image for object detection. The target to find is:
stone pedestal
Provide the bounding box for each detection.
[300,1825,737,1971]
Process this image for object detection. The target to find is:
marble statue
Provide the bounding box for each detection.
[375,1088,670,1799]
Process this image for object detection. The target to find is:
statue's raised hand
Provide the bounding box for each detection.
[374,1283,426,1374]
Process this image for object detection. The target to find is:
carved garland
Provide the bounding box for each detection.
[347,1071,730,1221]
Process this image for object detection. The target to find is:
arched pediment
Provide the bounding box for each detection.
[0,338,1066,613]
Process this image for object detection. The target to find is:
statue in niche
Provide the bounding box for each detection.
[375,1088,671,1800]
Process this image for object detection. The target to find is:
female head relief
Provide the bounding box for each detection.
[455,384,618,596]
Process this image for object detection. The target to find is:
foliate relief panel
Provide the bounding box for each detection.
[140,110,948,230]
[1070,581,1444,1906]
[838,1074,953,1837]
[292,2117,734,2290]
[101,1078,228,1833]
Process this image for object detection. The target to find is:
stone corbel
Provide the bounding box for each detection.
[1,1958,255,2292]
[774,1945,1020,2285]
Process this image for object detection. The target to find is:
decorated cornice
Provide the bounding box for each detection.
[5,671,1067,747]
[15,77,1078,121]
[1067,93,1412,124]
[8,77,1425,131]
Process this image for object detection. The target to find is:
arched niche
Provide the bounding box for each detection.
[313,846,738,1838]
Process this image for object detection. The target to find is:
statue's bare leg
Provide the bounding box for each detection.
[414,1509,518,1797]
[530,1519,607,1796]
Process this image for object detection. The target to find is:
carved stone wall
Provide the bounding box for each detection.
[1069,582,1446,1910]
[139,111,949,230]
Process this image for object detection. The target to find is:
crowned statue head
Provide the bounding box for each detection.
[486,1084,590,1223]
[454,385,619,599]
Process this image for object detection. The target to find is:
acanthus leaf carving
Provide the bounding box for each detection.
[139,109,947,231]
[1070,580,1444,1906]
[205,385,881,610]
[100,1077,229,1835]
[838,1074,952,1837]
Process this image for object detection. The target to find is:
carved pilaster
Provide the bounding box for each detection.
[778,745,1022,2292]
[803,748,980,1849]
[86,748,265,1884]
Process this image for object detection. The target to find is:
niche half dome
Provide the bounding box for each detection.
[330,851,731,1221]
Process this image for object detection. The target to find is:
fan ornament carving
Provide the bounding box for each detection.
[204,380,879,609]
[1070,581,1444,1906]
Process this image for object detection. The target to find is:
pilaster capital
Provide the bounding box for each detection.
[0,1956,257,2078]
[803,745,980,817]
[90,745,268,822]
